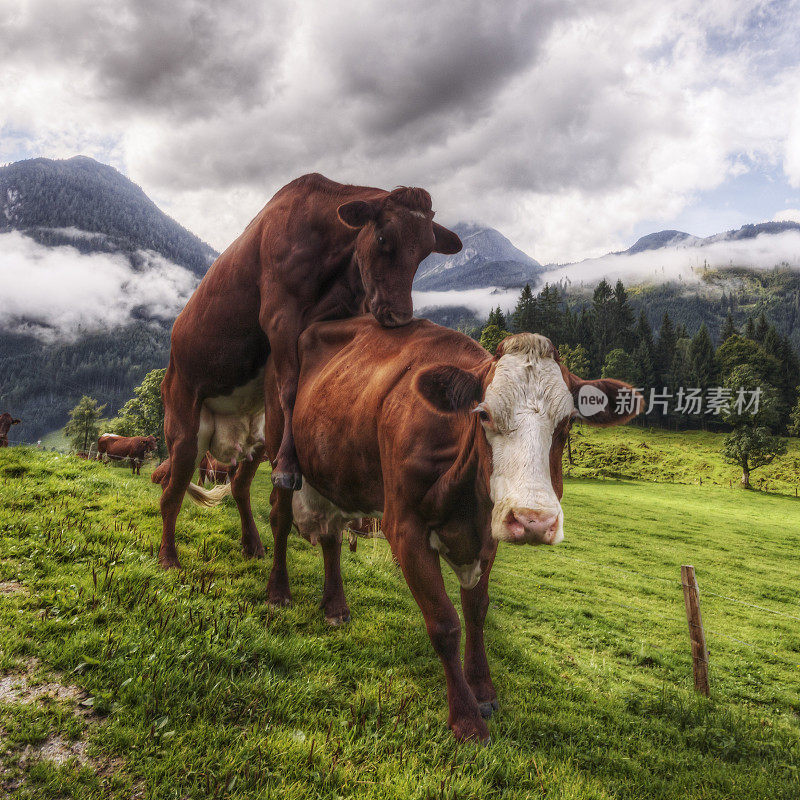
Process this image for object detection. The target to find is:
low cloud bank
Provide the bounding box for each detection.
[0,230,197,338]
[415,231,800,320]
[539,230,800,288]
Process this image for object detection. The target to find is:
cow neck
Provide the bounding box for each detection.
[343,251,368,315]
[420,392,493,527]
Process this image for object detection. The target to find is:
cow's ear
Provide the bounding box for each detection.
[415,364,482,413]
[432,223,462,255]
[566,374,643,426]
[337,200,380,229]
[11,419,20,425]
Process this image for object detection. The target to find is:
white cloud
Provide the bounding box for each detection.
[0,231,197,338]
[773,209,800,223]
[1,1,800,261]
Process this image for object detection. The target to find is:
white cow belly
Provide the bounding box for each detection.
[292,482,381,545]
[200,370,266,464]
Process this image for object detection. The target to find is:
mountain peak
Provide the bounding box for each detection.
[626,230,695,254]
[414,222,541,291]
[0,155,217,275]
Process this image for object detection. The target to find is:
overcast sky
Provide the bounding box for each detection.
[2,0,800,264]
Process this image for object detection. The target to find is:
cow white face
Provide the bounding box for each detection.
[477,339,573,545]
[415,332,642,548]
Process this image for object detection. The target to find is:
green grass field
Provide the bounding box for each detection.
[1,446,799,799]
[568,424,800,496]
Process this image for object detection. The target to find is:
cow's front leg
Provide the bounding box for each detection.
[319,532,350,626]
[389,520,488,743]
[461,549,498,718]
[267,486,293,606]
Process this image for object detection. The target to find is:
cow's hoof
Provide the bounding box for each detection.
[272,471,302,491]
[325,612,351,627]
[268,593,292,608]
[451,716,490,743]
[242,542,266,559]
[478,699,499,719]
[158,551,181,570]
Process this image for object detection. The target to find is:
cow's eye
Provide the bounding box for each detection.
[377,235,386,245]
[478,409,490,423]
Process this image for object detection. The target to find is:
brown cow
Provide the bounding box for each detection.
[0,413,21,447]
[259,317,642,742]
[154,173,461,569]
[97,434,157,474]
[198,452,238,486]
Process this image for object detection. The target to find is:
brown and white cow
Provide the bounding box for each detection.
[0,413,21,448]
[154,173,461,569]
[261,317,642,742]
[97,434,158,475]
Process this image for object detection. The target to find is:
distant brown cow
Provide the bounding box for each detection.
[198,452,238,486]
[154,173,461,569]
[258,317,642,742]
[0,412,21,447]
[97,434,157,474]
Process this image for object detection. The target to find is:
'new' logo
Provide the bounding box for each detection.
[577,384,608,417]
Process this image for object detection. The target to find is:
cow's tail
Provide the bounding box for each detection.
[152,458,231,507]
[186,481,232,508]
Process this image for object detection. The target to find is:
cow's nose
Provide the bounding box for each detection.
[504,509,561,545]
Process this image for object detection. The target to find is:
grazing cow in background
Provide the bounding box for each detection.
[198,452,238,486]
[258,318,642,742]
[0,413,21,447]
[154,172,461,569]
[97,434,157,475]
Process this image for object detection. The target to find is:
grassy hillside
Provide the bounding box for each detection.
[1,449,798,799]
[569,424,800,495]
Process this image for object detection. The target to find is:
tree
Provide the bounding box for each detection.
[512,284,537,333]
[722,427,787,489]
[612,280,636,351]
[109,368,167,457]
[720,313,737,343]
[538,283,563,343]
[558,343,591,378]
[654,312,677,385]
[64,396,106,453]
[721,364,786,488]
[744,316,756,339]
[487,306,507,330]
[590,279,615,373]
[754,312,769,343]
[688,324,717,390]
[789,391,800,437]
[601,349,638,385]
[479,323,510,355]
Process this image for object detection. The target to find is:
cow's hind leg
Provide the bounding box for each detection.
[461,550,498,719]
[387,516,488,743]
[158,391,203,570]
[267,486,293,606]
[230,448,266,559]
[319,532,350,626]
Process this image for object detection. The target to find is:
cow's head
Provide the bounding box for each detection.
[0,413,21,438]
[337,187,461,327]
[415,333,642,546]
[145,436,158,453]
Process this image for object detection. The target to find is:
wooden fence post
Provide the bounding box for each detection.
[681,565,710,696]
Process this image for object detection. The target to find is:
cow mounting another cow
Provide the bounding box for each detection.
[154,173,461,569]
